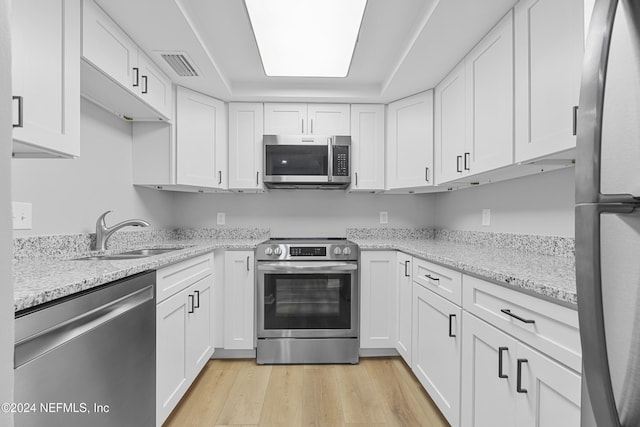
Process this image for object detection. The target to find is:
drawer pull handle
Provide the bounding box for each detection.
[516,358,528,393]
[498,347,508,379]
[425,274,440,282]
[500,309,535,324]
[404,260,410,277]
[448,314,456,337]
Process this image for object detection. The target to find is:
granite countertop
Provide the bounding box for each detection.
[13,237,265,312]
[351,238,577,306]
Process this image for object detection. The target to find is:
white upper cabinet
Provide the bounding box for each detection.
[12,0,81,158]
[176,87,227,189]
[349,104,385,191]
[264,103,350,135]
[514,0,586,162]
[82,0,137,93]
[465,10,514,175]
[435,61,467,185]
[386,91,435,189]
[435,11,514,185]
[228,103,264,191]
[136,52,173,120]
[307,104,350,135]
[82,0,172,121]
[264,103,307,134]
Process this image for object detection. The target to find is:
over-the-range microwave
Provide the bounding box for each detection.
[263,135,351,189]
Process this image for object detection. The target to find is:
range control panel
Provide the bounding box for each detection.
[290,246,326,257]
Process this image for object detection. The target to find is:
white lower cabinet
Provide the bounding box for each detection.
[223,251,255,350]
[396,252,412,363]
[360,251,397,349]
[412,281,462,427]
[156,253,215,426]
[462,312,581,427]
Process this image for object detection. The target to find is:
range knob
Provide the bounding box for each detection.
[264,247,273,256]
[334,247,343,255]
[274,247,283,256]
[343,247,352,256]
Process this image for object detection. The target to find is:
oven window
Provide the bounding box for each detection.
[265,145,328,176]
[263,273,351,330]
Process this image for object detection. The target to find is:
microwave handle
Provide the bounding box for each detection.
[327,137,333,182]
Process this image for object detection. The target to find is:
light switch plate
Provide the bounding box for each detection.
[12,202,32,230]
[482,209,491,226]
[217,212,226,225]
[380,211,388,224]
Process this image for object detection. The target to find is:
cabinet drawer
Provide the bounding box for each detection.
[462,275,580,371]
[156,253,214,303]
[412,257,462,305]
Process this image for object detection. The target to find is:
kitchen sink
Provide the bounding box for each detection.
[74,247,185,261]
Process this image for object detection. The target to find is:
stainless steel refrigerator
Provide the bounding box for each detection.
[576,0,640,426]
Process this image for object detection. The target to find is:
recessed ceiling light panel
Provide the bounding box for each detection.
[245,0,367,78]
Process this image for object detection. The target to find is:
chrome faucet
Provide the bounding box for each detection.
[95,211,150,251]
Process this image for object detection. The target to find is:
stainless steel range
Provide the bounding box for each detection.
[256,238,359,364]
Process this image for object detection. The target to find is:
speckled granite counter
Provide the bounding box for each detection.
[13,231,267,312]
[351,237,576,307]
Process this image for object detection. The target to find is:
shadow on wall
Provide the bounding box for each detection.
[434,167,575,236]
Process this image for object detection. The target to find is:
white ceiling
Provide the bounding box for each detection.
[95,0,518,103]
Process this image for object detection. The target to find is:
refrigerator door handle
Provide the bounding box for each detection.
[576,0,638,205]
[576,202,639,427]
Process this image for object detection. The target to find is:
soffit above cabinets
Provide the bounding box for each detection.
[95,0,518,103]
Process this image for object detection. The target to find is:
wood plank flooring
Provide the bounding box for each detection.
[163,357,449,427]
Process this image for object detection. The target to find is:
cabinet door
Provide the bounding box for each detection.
[349,104,385,191]
[307,104,350,135]
[82,0,138,93]
[412,283,461,427]
[461,312,518,427]
[514,0,585,162]
[435,61,466,185]
[386,91,434,189]
[156,289,189,426]
[186,274,214,383]
[466,11,514,175]
[396,252,412,364]
[264,103,307,134]
[224,251,255,350]
[360,251,397,349]
[516,343,581,427]
[136,52,173,120]
[176,87,227,189]
[12,0,80,158]
[228,103,264,190]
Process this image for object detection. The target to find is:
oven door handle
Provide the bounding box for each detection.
[257,261,358,272]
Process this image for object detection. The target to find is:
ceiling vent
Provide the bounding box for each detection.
[160,53,199,77]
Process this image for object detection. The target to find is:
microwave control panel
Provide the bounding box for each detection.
[333,146,349,176]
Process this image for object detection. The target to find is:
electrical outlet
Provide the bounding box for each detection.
[12,202,32,230]
[482,209,491,226]
[216,212,226,225]
[380,211,388,224]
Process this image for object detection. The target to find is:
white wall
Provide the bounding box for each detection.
[11,99,175,236]
[1,0,14,423]
[171,190,435,237]
[434,167,575,236]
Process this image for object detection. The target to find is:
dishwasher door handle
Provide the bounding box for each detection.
[14,285,154,368]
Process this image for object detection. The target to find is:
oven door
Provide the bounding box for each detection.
[257,261,358,338]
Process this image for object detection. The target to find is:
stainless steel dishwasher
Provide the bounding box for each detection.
[14,271,156,427]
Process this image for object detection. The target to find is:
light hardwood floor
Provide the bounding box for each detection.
[164,357,450,427]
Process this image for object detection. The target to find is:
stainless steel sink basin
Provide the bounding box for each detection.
[74,247,185,261]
